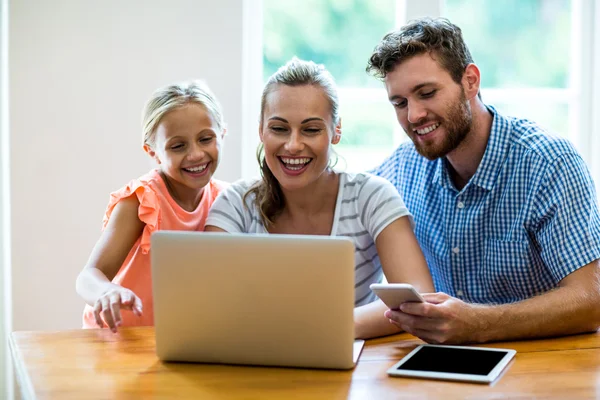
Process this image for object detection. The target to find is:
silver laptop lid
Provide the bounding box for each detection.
[151,231,356,369]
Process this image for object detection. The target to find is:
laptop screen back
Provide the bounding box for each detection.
[151,231,356,369]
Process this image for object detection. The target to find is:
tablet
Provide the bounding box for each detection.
[387,344,516,384]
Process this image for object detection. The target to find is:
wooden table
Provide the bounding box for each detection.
[10,327,600,399]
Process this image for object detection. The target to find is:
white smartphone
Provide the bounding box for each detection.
[369,283,424,310]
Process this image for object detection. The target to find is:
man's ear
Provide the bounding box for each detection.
[462,63,481,101]
[332,119,342,145]
[143,144,161,164]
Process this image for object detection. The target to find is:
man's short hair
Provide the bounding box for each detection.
[367,17,474,84]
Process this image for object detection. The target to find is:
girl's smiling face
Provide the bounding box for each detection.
[145,103,224,199]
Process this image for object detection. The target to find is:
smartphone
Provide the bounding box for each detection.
[369,283,424,310]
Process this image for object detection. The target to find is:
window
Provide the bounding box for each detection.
[257,0,599,184]
[445,0,573,142]
[442,0,599,185]
[263,0,400,172]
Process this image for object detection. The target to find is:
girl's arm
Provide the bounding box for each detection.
[75,196,145,330]
[354,216,434,339]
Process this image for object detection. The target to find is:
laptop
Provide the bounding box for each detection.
[151,231,365,369]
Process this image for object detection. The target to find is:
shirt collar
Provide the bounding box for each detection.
[469,105,512,191]
[432,105,512,192]
[432,157,453,190]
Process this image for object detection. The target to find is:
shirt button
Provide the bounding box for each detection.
[457,201,465,209]
[456,289,464,297]
[452,247,460,254]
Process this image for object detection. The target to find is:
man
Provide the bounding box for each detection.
[368,17,600,344]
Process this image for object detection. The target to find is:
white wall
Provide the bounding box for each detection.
[9,0,245,331]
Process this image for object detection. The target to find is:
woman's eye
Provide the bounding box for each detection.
[304,128,321,134]
[270,126,287,133]
[170,144,184,150]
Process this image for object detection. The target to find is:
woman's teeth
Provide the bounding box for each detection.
[280,157,311,170]
[184,164,207,172]
[415,123,440,135]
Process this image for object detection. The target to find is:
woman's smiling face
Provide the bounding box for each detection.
[260,84,341,192]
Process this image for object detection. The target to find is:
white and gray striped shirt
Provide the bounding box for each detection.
[205,172,413,306]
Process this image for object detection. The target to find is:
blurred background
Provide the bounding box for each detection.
[263,0,597,172]
[1,0,599,397]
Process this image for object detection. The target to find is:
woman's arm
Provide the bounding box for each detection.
[75,196,145,329]
[205,225,228,233]
[355,216,434,339]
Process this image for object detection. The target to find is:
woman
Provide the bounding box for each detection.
[205,58,433,339]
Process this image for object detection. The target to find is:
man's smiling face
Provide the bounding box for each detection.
[384,52,473,160]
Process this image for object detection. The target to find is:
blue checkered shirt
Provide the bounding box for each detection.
[371,106,600,304]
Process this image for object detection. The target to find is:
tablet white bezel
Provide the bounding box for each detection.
[386,344,516,383]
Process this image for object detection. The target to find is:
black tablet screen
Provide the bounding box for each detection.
[396,346,509,376]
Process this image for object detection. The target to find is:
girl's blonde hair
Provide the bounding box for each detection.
[245,58,340,228]
[141,80,224,148]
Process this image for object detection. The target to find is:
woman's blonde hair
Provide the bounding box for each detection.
[245,57,340,228]
[141,80,224,148]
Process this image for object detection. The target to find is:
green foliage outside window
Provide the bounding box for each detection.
[446,0,571,88]
[263,0,396,86]
[263,0,572,147]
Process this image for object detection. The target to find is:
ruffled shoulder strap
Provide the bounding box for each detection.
[102,170,161,254]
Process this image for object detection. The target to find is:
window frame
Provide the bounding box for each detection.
[246,0,600,187]
[241,0,264,180]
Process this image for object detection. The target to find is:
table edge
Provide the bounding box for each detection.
[9,333,36,400]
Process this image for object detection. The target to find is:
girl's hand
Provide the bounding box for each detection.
[93,285,143,333]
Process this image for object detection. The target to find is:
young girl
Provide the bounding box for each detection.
[205,58,434,339]
[76,80,228,332]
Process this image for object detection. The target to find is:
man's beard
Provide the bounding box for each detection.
[409,90,472,160]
